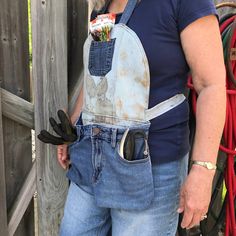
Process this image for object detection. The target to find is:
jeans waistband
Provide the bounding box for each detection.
[75,122,150,147]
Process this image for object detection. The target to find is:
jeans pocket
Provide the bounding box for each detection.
[118,129,149,162]
[66,135,94,187]
[67,124,82,149]
[93,136,155,211]
[88,38,116,76]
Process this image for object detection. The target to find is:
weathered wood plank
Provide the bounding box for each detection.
[1,88,34,129]
[8,161,36,236]
[0,91,8,236]
[31,0,69,234]
[0,0,34,235]
[67,0,88,98]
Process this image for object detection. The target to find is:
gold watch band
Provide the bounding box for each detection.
[191,160,217,170]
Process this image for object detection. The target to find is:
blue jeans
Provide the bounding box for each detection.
[59,153,189,236]
[66,121,155,211]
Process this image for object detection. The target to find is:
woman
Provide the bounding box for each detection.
[58,0,226,235]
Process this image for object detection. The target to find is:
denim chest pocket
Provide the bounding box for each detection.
[88,38,116,76]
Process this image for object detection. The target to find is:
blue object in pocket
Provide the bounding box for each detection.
[88,38,116,76]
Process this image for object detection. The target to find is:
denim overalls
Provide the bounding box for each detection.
[66,0,186,211]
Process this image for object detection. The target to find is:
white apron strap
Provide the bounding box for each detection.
[145,94,186,121]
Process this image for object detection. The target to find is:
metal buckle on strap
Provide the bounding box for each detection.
[145,94,186,121]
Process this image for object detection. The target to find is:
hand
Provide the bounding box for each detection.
[57,144,71,170]
[177,165,215,229]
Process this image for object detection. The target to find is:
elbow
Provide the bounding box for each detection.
[192,68,226,95]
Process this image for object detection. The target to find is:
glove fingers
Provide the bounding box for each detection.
[49,117,65,137]
[57,110,73,135]
[37,133,64,145]
[57,110,78,142]
[58,123,77,142]
[39,130,65,145]
[37,134,61,145]
[51,117,77,142]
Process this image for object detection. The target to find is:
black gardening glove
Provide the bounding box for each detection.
[37,109,78,145]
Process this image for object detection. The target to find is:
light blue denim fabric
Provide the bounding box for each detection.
[82,0,152,128]
[66,116,154,211]
[59,153,189,236]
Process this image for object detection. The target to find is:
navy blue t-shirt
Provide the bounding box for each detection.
[90,0,218,164]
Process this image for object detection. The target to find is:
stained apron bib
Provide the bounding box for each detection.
[66,0,186,211]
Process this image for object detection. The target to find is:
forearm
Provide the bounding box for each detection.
[70,87,84,125]
[191,84,226,166]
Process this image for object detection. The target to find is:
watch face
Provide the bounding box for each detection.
[206,163,212,169]
[206,162,216,170]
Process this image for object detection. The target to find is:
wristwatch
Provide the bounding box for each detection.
[191,161,217,170]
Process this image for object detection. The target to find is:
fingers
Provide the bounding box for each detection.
[179,200,207,229]
[178,187,207,229]
[186,212,202,229]
[181,206,194,229]
[49,117,65,137]
[38,130,64,145]
[177,188,185,214]
[177,187,194,228]
[57,144,70,170]
[182,210,207,229]
[56,110,78,142]
[57,110,71,134]
[49,117,77,142]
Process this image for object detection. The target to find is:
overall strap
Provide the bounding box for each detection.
[100,0,138,25]
[100,0,112,14]
[119,0,138,25]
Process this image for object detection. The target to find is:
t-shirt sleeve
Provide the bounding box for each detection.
[177,0,219,32]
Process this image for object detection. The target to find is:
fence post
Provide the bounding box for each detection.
[31,0,68,235]
[0,92,8,236]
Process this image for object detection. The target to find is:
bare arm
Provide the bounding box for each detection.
[181,15,226,166]
[178,15,226,228]
[57,86,84,169]
[70,86,84,125]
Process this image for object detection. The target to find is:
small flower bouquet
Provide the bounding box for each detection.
[90,13,116,41]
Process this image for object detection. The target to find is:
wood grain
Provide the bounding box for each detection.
[8,161,36,236]
[0,90,8,236]
[31,0,69,235]
[1,88,34,129]
[0,0,34,235]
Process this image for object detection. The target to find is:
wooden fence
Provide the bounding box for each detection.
[0,0,235,235]
[0,0,88,235]
[0,0,34,235]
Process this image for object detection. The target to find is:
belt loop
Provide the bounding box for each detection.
[111,128,117,148]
